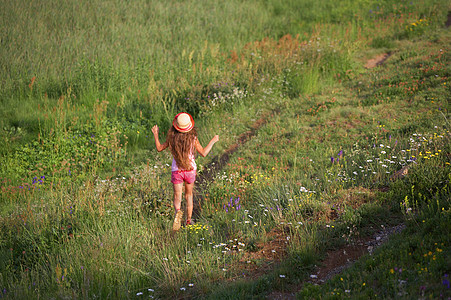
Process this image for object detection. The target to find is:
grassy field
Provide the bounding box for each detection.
[0,0,450,299]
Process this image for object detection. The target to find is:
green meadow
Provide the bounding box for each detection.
[0,0,450,298]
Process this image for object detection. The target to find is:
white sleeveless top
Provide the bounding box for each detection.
[171,153,196,172]
[171,138,197,172]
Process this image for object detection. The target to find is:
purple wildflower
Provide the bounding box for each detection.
[443,274,450,288]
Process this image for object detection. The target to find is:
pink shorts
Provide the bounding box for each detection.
[171,170,196,184]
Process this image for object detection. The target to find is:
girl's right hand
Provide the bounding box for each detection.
[212,135,219,143]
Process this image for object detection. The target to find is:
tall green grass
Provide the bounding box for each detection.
[0,0,450,298]
[1,0,447,139]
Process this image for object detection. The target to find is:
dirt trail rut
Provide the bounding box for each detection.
[187,38,425,296]
[192,110,278,216]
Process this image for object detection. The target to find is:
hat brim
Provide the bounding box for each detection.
[173,112,194,132]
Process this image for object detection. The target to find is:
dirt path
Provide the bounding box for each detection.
[189,12,451,295]
[192,109,278,217]
[266,224,406,299]
[188,47,410,297]
[264,50,409,298]
[196,110,277,186]
[364,52,393,69]
[446,11,451,28]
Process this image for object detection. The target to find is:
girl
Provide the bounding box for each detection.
[152,112,219,232]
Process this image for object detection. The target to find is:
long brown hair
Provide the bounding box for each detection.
[167,126,197,170]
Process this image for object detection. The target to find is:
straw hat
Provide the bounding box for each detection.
[173,112,194,133]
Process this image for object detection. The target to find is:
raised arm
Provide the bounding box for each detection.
[151,125,169,152]
[195,135,219,157]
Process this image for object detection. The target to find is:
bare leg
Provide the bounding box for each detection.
[173,183,183,212]
[184,182,194,222]
[172,183,184,232]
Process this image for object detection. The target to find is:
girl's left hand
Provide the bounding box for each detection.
[151,125,159,135]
